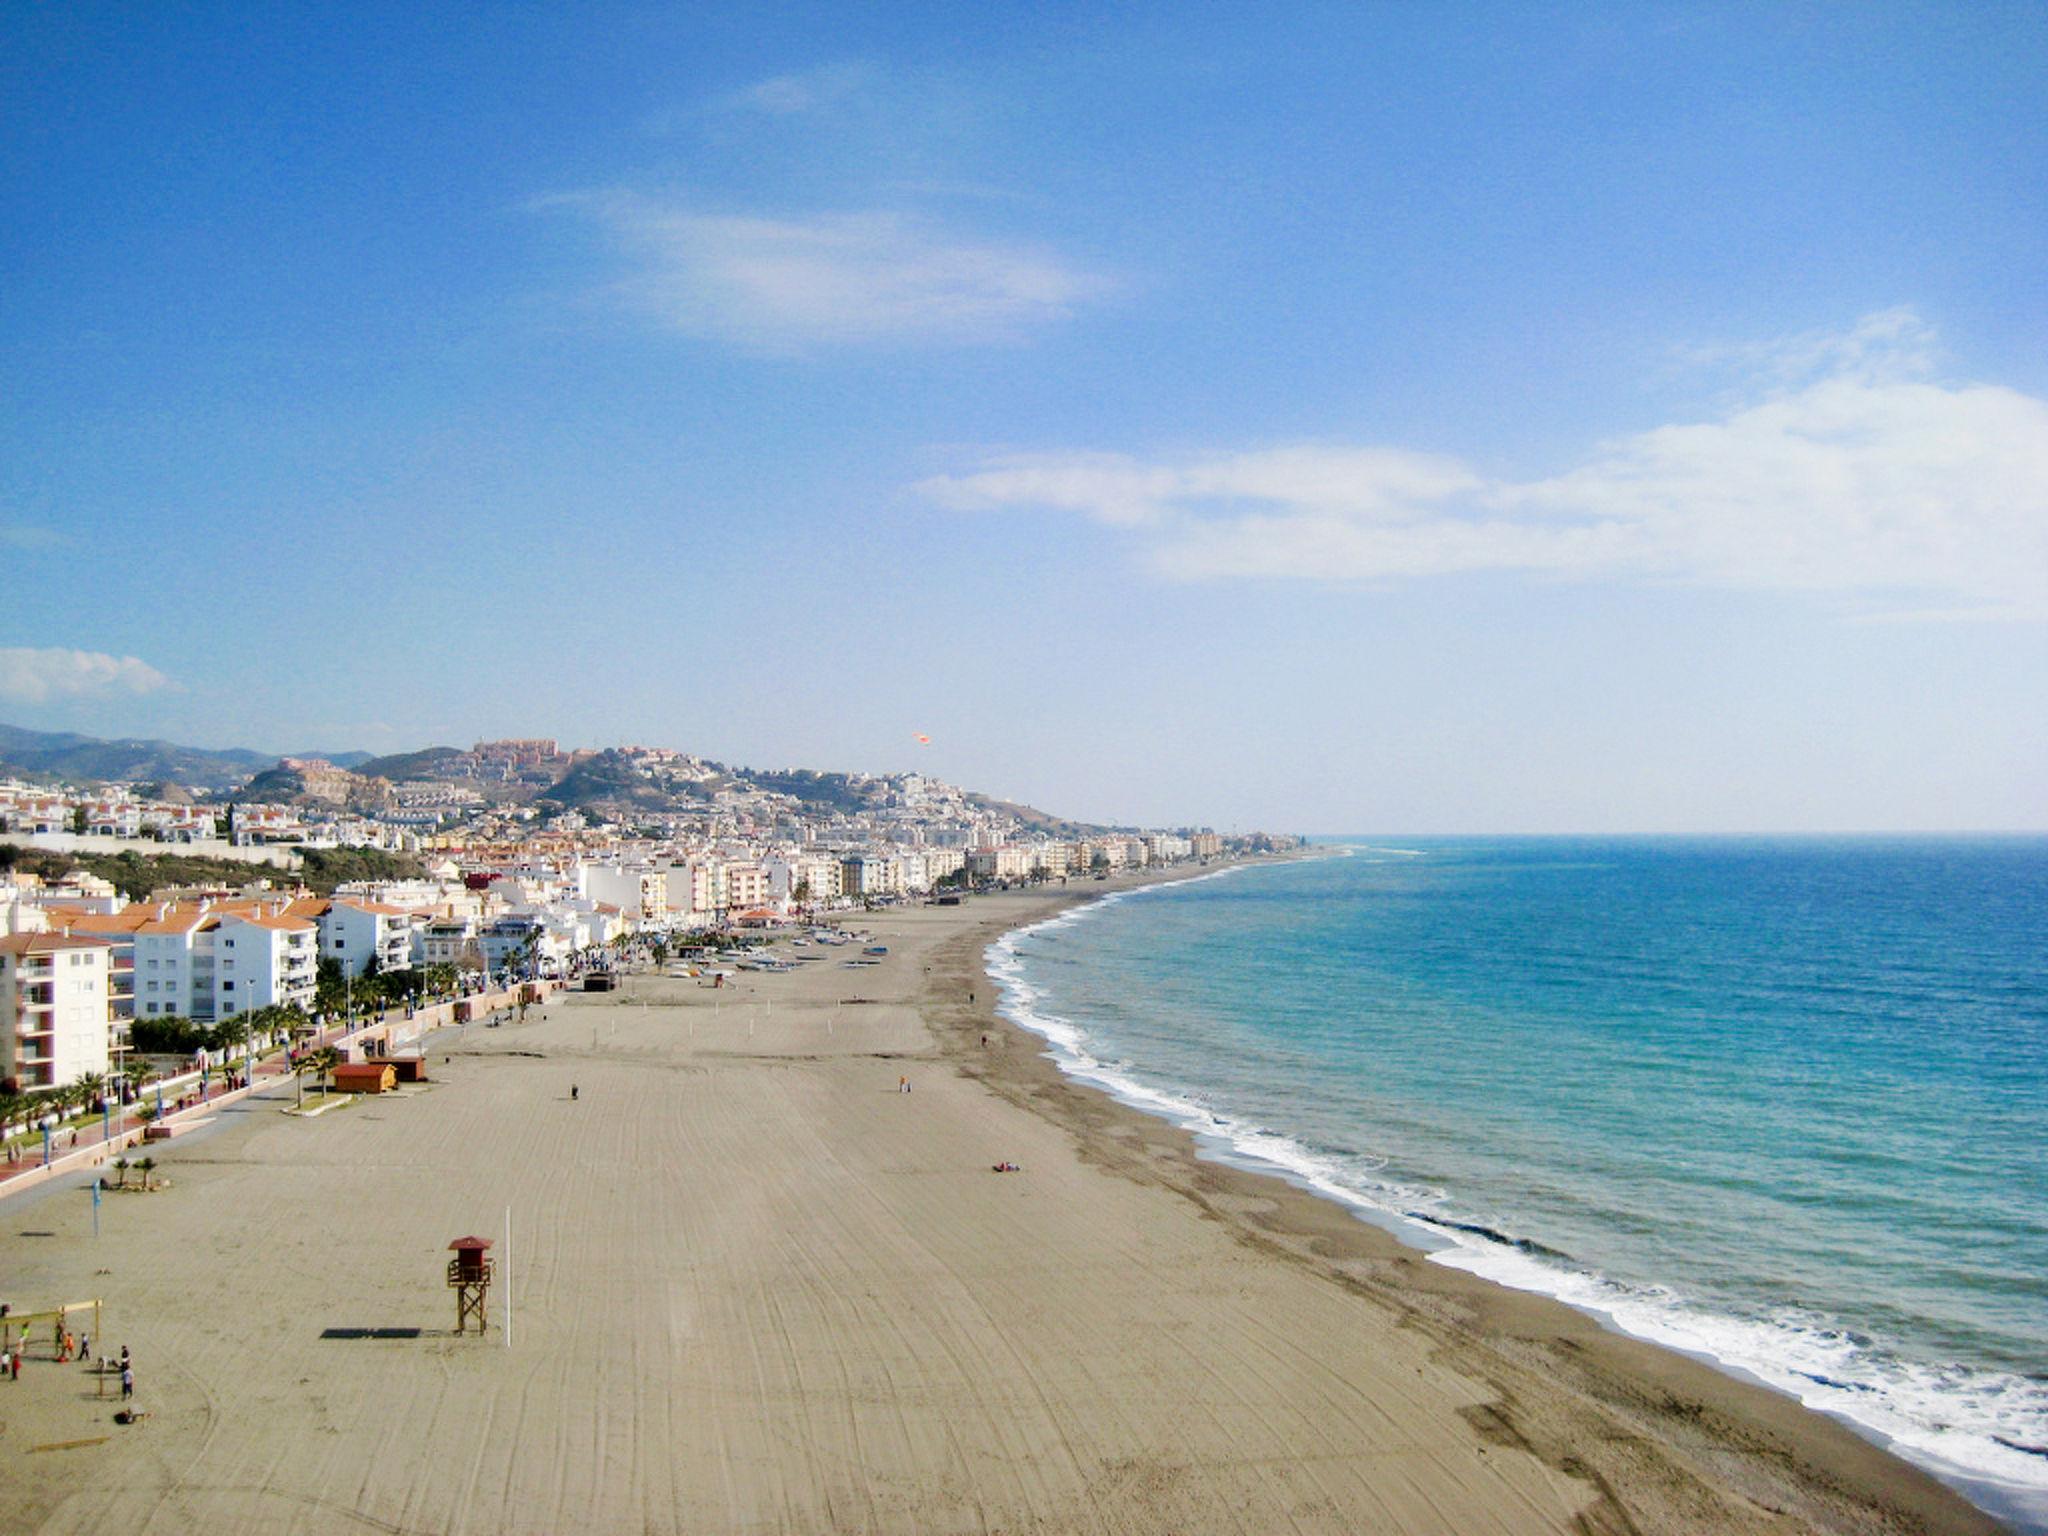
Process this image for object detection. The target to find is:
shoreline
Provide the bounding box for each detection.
[0,862,2008,1534]
[944,860,2009,1535]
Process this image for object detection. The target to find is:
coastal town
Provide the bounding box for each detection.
[0,730,1296,1111]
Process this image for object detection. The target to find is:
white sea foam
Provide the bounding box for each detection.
[984,866,2048,1532]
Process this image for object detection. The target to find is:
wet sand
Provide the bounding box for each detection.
[0,874,2002,1534]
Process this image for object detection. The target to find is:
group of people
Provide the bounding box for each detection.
[2,1334,132,1398]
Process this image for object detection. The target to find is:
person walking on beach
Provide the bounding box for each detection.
[121,1364,133,1399]
[898,1075,909,1094]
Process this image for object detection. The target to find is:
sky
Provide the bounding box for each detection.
[3,2,2045,833]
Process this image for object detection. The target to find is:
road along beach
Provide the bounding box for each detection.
[0,869,2000,1534]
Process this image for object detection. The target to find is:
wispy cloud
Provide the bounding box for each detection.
[726,62,870,117]
[643,62,873,134]
[544,192,1106,350]
[919,312,2048,616]
[0,648,175,705]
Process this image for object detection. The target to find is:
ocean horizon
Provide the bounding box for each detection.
[990,836,2048,1532]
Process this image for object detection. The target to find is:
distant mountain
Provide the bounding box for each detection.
[0,722,1116,837]
[0,722,276,791]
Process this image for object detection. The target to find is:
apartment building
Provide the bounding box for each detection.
[722,862,770,912]
[582,864,670,925]
[417,915,481,968]
[1032,843,1074,878]
[46,904,148,1026]
[966,846,1035,882]
[130,902,316,1020]
[839,854,904,899]
[291,897,416,979]
[0,932,113,1092]
[211,909,318,1016]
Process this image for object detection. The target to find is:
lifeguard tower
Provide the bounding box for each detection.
[447,1236,493,1334]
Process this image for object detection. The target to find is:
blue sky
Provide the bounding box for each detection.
[4,2,2044,831]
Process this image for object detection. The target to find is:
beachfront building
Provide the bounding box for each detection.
[210,908,318,1017]
[723,862,770,912]
[45,904,148,1025]
[921,848,967,886]
[305,898,417,979]
[0,932,114,1092]
[839,854,904,899]
[664,860,721,924]
[581,863,670,925]
[417,915,481,969]
[966,846,1035,883]
[128,901,317,1020]
[1031,843,1074,879]
[479,916,566,976]
[132,906,212,1019]
[764,853,844,909]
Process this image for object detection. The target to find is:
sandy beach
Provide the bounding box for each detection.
[0,872,2001,1535]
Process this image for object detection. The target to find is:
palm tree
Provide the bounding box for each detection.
[221,1014,253,1087]
[135,1155,156,1192]
[111,1156,129,1189]
[75,1072,108,1115]
[305,1047,342,1098]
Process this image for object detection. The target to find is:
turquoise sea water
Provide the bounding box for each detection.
[989,839,2048,1531]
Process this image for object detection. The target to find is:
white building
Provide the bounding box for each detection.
[1,932,113,1092]
[130,901,317,1021]
[308,898,417,978]
[582,863,671,925]
[211,909,318,1017]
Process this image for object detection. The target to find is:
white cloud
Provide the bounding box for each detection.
[0,648,174,705]
[729,63,869,116]
[547,193,1105,349]
[919,312,2048,615]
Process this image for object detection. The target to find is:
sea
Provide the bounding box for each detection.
[988,838,2048,1532]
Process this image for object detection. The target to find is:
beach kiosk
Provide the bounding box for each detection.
[332,1061,397,1094]
[447,1236,494,1334]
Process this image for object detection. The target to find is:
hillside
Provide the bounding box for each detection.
[233,760,395,812]
[539,750,716,813]
[355,745,469,781]
[1,723,1115,836]
[0,722,273,790]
